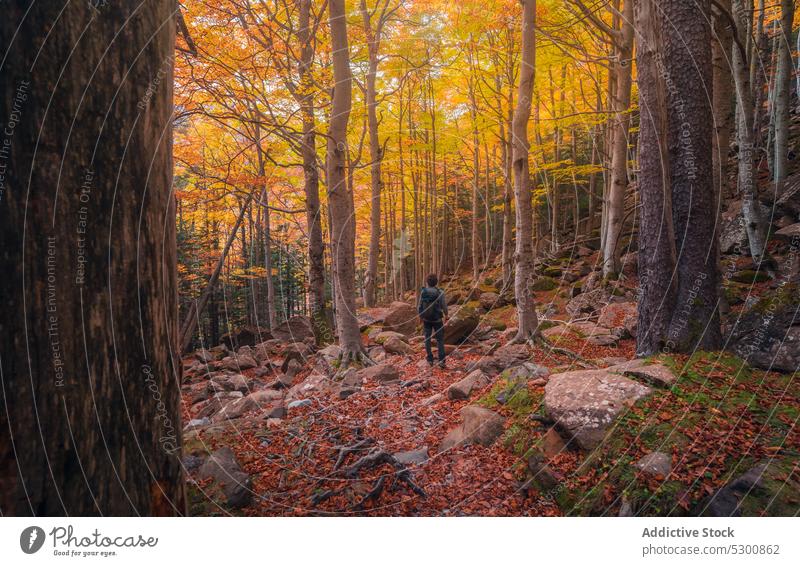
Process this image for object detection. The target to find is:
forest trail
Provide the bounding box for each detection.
[181,259,799,517]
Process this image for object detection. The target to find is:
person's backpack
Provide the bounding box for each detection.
[419,286,443,322]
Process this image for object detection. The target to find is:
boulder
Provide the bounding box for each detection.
[253,339,283,363]
[446,369,489,400]
[438,406,505,452]
[726,292,800,372]
[565,288,612,318]
[719,200,771,254]
[544,369,652,450]
[477,343,531,375]
[271,315,315,342]
[221,326,265,350]
[443,304,480,344]
[607,359,677,388]
[357,363,400,384]
[382,301,419,336]
[634,451,671,477]
[222,353,257,372]
[198,447,252,509]
[597,302,637,332]
[209,373,249,394]
[478,292,502,311]
[374,330,407,344]
[383,335,413,355]
[195,349,215,363]
[281,341,314,372]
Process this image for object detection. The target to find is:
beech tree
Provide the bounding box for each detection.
[0,0,184,514]
[511,0,540,343]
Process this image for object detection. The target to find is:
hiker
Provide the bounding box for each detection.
[418,274,448,368]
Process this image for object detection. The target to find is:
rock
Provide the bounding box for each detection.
[477,343,531,375]
[544,369,652,450]
[374,330,407,344]
[531,276,558,291]
[254,339,283,363]
[209,373,250,394]
[185,417,210,430]
[478,292,502,311]
[443,304,480,344]
[422,392,443,405]
[526,452,564,492]
[367,345,387,362]
[446,290,463,305]
[358,363,400,384]
[198,447,252,509]
[500,327,518,341]
[597,302,637,331]
[287,399,312,409]
[261,403,287,419]
[221,326,266,350]
[607,359,677,388]
[566,288,612,318]
[286,372,328,402]
[281,342,314,372]
[725,292,800,372]
[720,200,771,254]
[438,406,505,452]
[586,334,619,346]
[271,315,315,342]
[383,335,414,355]
[698,462,768,517]
[222,353,257,371]
[393,446,429,466]
[382,301,419,336]
[357,310,387,331]
[446,369,489,400]
[634,451,671,477]
[182,454,206,473]
[508,362,549,381]
[318,344,342,361]
[540,427,567,459]
[195,349,215,363]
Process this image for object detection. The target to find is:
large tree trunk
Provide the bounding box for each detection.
[731,0,769,260]
[327,0,364,363]
[773,0,795,193]
[635,0,677,355]
[0,0,184,515]
[511,0,540,343]
[297,0,331,344]
[662,0,722,351]
[601,0,634,278]
[712,0,735,201]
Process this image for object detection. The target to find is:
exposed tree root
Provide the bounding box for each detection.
[534,335,597,368]
[351,477,386,510]
[333,438,375,471]
[342,448,426,498]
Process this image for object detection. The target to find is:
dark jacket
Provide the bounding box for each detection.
[418,286,448,321]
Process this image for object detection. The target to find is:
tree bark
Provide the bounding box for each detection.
[712,0,735,201]
[662,0,722,351]
[0,0,184,515]
[635,0,677,355]
[773,0,795,193]
[512,0,540,342]
[327,0,364,362]
[731,0,769,260]
[602,0,634,277]
[297,0,331,344]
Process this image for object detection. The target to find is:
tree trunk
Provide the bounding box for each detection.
[712,0,735,201]
[327,0,364,363]
[361,0,385,308]
[662,0,722,351]
[731,0,769,260]
[512,0,540,343]
[602,0,634,277]
[0,0,184,515]
[635,0,677,355]
[773,0,795,193]
[297,0,331,344]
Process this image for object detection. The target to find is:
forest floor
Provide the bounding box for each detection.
[181,261,800,516]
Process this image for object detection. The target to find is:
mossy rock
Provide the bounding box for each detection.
[731,270,770,284]
[531,276,558,291]
[543,267,563,277]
